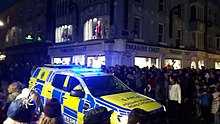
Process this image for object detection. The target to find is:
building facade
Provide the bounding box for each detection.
[0,0,54,64]
[50,0,220,69]
[1,0,220,69]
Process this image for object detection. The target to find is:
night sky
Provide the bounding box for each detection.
[0,0,16,12]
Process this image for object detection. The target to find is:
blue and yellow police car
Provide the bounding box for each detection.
[28,64,166,124]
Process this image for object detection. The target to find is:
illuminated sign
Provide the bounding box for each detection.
[126,44,160,52]
[61,46,87,53]
[37,35,43,41]
[25,34,34,41]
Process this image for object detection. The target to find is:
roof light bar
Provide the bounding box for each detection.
[71,68,102,72]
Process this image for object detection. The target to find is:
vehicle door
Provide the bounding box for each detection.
[62,76,86,124]
[44,73,66,104]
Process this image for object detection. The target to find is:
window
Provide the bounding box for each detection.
[84,16,109,41]
[190,6,204,21]
[158,23,164,42]
[164,59,182,69]
[177,29,183,45]
[197,6,204,21]
[83,76,130,97]
[208,35,212,49]
[191,6,196,20]
[55,25,73,43]
[36,0,43,15]
[88,0,99,4]
[214,13,217,25]
[190,32,204,48]
[66,77,81,92]
[217,38,220,49]
[208,9,212,21]
[52,74,66,89]
[134,0,141,3]
[159,0,164,11]
[134,17,141,38]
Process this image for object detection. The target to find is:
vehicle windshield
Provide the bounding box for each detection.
[83,75,131,97]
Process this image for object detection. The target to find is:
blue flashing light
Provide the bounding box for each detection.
[71,68,102,72]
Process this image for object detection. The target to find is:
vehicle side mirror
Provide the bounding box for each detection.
[70,90,85,98]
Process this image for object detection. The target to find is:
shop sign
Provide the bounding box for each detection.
[126,44,160,52]
[61,46,87,53]
[169,50,190,55]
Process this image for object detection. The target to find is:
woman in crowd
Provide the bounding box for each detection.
[38,98,64,124]
[3,98,36,124]
[211,85,220,124]
[168,74,181,119]
[6,81,23,103]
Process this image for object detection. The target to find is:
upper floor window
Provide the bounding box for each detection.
[134,0,141,3]
[36,0,43,15]
[88,0,99,4]
[55,25,73,43]
[159,0,164,11]
[177,29,183,45]
[217,38,220,49]
[84,16,109,41]
[214,13,217,25]
[208,9,212,21]
[190,5,204,21]
[191,32,204,48]
[133,17,141,38]
[158,23,164,42]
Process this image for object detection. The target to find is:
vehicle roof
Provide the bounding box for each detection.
[37,65,109,77]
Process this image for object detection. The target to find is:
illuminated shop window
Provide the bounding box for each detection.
[87,56,105,68]
[215,62,220,69]
[164,59,182,69]
[198,60,204,69]
[135,57,159,68]
[191,61,197,69]
[54,57,71,65]
[55,25,72,43]
[72,55,85,66]
[84,16,109,41]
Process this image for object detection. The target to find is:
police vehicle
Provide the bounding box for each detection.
[29,64,166,124]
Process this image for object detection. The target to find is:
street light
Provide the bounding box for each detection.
[0,21,3,26]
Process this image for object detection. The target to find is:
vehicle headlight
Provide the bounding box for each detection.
[117,115,128,124]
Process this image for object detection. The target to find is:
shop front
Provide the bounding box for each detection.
[48,39,220,69]
[48,41,105,67]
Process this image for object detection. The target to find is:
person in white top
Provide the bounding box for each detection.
[168,75,181,119]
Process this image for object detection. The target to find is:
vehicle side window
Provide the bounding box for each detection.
[52,74,66,89]
[66,77,81,92]
[33,69,40,77]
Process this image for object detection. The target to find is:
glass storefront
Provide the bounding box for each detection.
[135,57,159,68]
[164,59,182,69]
[198,60,204,69]
[55,25,72,43]
[84,16,109,41]
[215,62,220,69]
[87,56,105,68]
[72,55,85,66]
[54,57,71,65]
[191,61,197,69]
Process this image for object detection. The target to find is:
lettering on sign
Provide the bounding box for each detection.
[126,44,160,52]
[121,96,154,108]
[64,115,78,124]
[61,46,87,53]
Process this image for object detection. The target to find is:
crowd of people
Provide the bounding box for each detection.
[0,61,219,124]
[0,81,151,124]
[101,65,220,124]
